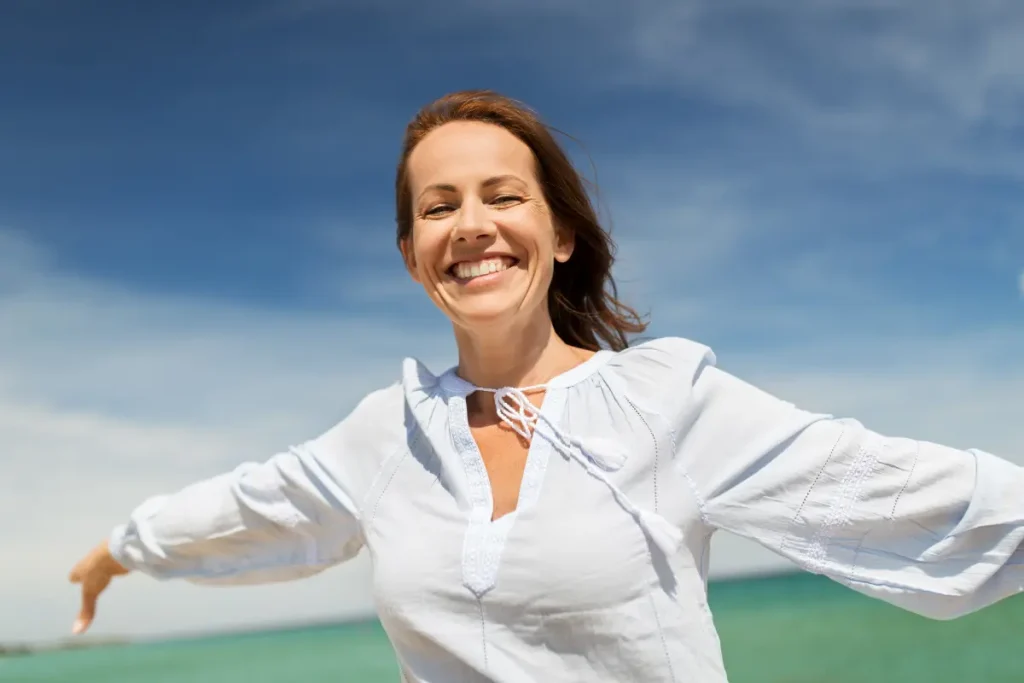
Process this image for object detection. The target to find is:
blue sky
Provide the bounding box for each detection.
[2,0,1022,644]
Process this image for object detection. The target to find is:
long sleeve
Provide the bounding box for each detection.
[108,383,405,585]
[656,338,1024,620]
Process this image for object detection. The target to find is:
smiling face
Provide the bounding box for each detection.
[400,121,574,334]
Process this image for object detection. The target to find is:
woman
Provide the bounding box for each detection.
[70,90,1024,682]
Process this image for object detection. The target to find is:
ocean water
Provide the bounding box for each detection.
[4,572,1022,682]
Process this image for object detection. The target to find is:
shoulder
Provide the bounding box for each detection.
[340,380,408,441]
[299,364,424,501]
[587,336,720,424]
[604,337,821,432]
[605,336,718,389]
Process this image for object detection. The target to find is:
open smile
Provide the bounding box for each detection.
[446,255,520,283]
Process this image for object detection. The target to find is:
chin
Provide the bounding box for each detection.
[453,304,520,330]
[447,295,531,331]
[436,277,544,332]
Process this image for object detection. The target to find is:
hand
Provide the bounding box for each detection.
[68,540,130,635]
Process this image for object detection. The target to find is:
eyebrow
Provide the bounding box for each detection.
[418,174,525,200]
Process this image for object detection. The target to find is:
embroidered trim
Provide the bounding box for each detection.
[454,389,566,596]
[803,432,882,573]
[450,394,493,595]
[449,395,491,512]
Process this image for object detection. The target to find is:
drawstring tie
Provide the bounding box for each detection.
[481,385,682,557]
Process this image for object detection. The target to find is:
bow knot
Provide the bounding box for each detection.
[471,381,682,557]
[492,386,541,440]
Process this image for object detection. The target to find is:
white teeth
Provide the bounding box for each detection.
[453,257,513,280]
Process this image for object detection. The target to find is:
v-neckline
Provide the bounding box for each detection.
[466,388,551,524]
[440,350,613,596]
[448,387,566,596]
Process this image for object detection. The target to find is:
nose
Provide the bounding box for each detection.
[451,197,495,243]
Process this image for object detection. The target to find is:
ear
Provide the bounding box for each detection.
[553,224,575,263]
[399,236,421,283]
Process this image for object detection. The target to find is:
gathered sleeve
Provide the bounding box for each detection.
[648,338,1024,620]
[108,383,405,585]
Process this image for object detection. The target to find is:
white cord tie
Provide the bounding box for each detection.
[475,384,681,556]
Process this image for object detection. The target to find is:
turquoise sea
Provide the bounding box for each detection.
[5,572,1022,682]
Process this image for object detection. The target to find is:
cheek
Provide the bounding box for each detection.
[509,209,558,257]
[410,228,443,272]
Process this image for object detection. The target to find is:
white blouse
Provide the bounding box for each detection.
[109,337,1024,682]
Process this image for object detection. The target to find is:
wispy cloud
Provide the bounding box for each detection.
[606,1,1024,178]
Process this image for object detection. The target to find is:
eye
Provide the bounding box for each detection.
[424,204,454,217]
[492,194,522,207]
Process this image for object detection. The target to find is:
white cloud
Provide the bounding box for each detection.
[620,1,1024,117]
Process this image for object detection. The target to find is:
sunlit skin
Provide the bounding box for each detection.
[400,120,590,392]
[67,119,598,633]
[400,120,595,520]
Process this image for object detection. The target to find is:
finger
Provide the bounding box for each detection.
[74,576,109,635]
[72,615,90,635]
[74,588,96,635]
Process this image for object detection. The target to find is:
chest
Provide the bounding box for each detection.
[465,387,549,522]
[367,451,662,616]
[469,420,531,521]
[363,386,703,614]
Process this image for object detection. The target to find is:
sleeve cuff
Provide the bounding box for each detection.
[107,523,135,570]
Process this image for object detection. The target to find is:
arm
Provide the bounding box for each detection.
[69,383,404,634]
[69,444,363,635]
[108,443,364,584]
[668,343,1024,620]
[106,383,403,584]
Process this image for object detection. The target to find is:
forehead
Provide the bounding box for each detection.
[407,121,537,190]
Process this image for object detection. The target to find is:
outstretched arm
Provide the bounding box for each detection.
[106,443,365,584]
[665,341,1024,619]
[68,383,404,633]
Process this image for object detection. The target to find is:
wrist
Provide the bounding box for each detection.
[100,541,130,575]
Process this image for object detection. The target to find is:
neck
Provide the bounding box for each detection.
[453,313,591,391]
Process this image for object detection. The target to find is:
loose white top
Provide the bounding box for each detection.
[110,337,1024,682]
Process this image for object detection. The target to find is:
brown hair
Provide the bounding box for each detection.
[394,89,647,352]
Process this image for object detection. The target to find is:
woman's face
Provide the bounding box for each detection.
[401,121,574,334]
